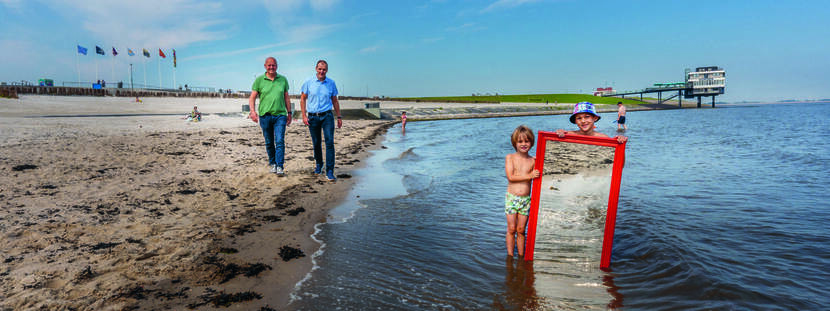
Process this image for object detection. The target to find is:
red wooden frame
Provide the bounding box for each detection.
[523,131,627,270]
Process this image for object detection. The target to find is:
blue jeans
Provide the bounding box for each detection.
[259,114,287,167]
[307,111,335,172]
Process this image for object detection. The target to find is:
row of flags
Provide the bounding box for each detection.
[77,45,177,67]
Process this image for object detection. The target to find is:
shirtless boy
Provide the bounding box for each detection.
[504,125,540,257]
[616,101,627,131]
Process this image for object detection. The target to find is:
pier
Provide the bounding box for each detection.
[602,66,726,108]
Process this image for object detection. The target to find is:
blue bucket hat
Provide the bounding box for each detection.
[569,102,601,124]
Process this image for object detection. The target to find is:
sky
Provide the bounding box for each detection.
[1,0,829,102]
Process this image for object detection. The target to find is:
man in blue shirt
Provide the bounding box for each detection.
[300,60,342,181]
[249,57,292,175]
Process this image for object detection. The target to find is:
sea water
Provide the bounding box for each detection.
[290,102,830,310]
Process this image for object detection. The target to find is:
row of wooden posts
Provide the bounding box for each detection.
[0,85,248,99]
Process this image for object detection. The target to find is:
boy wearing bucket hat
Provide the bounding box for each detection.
[555,102,627,143]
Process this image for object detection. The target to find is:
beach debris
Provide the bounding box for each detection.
[176,189,198,195]
[278,245,305,262]
[336,173,352,179]
[198,169,215,173]
[218,247,238,254]
[21,274,44,289]
[188,288,263,308]
[12,164,38,171]
[261,215,281,222]
[284,207,305,216]
[219,130,232,135]
[90,242,121,251]
[75,266,95,283]
[225,190,239,200]
[260,306,278,311]
[203,256,272,284]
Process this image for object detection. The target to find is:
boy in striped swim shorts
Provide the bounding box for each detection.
[504,125,540,257]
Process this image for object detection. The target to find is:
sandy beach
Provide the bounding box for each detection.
[0,95,393,310]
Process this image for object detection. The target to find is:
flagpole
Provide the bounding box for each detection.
[111,53,115,84]
[95,57,99,83]
[143,58,147,89]
[158,53,162,90]
[173,68,176,90]
[76,46,80,85]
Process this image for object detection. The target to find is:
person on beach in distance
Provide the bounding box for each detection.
[401,111,407,132]
[300,60,342,181]
[504,125,540,257]
[555,102,628,144]
[249,57,292,176]
[616,101,627,131]
[191,106,201,122]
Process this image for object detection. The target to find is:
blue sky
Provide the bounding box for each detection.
[1,0,829,102]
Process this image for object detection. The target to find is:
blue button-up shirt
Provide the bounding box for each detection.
[301,76,338,113]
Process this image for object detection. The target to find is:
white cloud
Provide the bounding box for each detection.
[359,44,380,54]
[481,0,544,13]
[262,0,342,43]
[49,0,230,48]
[446,22,485,32]
[181,43,298,61]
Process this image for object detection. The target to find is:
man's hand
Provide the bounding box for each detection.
[303,115,309,126]
[286,113,292,126]
[249,111,258,123]
[337,118,342,129]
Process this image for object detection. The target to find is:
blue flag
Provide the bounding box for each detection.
[112,47,118,56]
[95,46,105,55]
[127,48,135,56]
[77,45,88,55]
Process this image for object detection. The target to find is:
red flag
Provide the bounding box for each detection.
[159,49,166,58]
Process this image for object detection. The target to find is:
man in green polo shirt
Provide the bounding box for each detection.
[249,57,292,175]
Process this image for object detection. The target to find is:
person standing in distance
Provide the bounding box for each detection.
[616,101,627,131]
[249,57,292,176]
[300,60,342,181]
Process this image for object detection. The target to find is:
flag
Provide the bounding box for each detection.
[95,46,105,55]
[112,47,118,56]
[173,49,176,68]
[159,49,166,58]
[143,48,150,58]
[77,45,88,55]
[128,48,135,56]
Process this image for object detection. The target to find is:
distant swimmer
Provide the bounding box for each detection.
[504,125,540,257]
[616,101,627,131]
[555,102,627,144]
[401,111,407,132]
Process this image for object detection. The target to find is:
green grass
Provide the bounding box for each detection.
[394,94,644,105]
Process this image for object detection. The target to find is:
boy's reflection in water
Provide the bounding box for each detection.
[495,256,626,310]
[496,255,541,310]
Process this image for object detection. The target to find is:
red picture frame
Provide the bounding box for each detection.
[523,131,627,270]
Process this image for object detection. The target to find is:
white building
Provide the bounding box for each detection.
[685,66,725,97]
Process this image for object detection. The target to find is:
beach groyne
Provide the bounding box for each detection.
[0,85,247,98]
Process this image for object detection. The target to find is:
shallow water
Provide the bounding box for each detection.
[290,103,830,310]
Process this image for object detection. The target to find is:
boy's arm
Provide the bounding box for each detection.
[505,156,540,182]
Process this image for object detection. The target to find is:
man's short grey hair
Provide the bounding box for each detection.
[316,59,328,67]
[265,57,277,65]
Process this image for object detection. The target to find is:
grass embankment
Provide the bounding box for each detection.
[395,94,643,105]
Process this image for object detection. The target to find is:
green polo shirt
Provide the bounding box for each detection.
[252,73,289,116]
